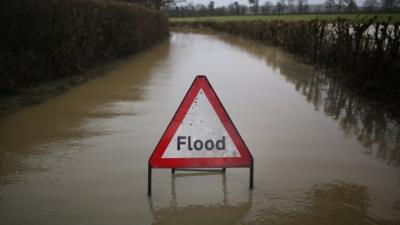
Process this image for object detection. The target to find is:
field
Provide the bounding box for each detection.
[170,13,400,22]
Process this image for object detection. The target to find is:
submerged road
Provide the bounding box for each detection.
[0,32,399,224]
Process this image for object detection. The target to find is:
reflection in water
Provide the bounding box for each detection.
[149,171,397,225]
[0,40,171,180]
[149,172,253,225]
[219,35,400,168]
[246,181,398,225]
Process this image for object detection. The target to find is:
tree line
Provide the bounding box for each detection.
[123,0,184,10]
[156,0,400,17]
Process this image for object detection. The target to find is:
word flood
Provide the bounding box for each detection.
[177,136,226,151]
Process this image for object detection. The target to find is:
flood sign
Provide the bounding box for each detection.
[147,75,253,196]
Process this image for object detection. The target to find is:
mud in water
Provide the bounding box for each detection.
[0,32,399,225]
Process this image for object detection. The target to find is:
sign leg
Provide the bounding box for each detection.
[148,164,152,196]
[171,168,175,174]
[250,163,254,189]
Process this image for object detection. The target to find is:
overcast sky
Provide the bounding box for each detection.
[182,0,364,6]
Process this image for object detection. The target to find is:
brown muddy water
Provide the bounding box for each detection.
[0,32,399,225]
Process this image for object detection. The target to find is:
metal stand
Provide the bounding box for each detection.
[148,164,152,196]
[249,163,254,189]
[147,164,254,196]
[172,168,226,173]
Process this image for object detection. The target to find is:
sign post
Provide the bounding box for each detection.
[148,75,253,196]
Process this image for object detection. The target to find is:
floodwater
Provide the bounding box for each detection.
[0,32,399,225]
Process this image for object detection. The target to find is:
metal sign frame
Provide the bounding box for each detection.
[148,75,254,196]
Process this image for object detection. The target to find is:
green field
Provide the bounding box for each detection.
[170,13,400,22]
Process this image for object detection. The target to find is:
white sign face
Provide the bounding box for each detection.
[162,89,241,158]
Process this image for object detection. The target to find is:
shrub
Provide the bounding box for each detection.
[0,0,169,93]
[171,18,400,107]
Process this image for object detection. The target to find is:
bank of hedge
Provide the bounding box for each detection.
[172,19,400,108]
[0,0,169,94]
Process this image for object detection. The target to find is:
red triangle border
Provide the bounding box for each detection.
[149,76,253,168]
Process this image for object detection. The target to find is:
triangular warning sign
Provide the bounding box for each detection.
[149,76,253,168]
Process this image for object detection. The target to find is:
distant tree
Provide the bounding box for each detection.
[228,1,240,15]
[363,0,379,11]
[249,0,260,13]
[164,0,186,10]
[239,4,248,15]
[229,2,248,15]
[288,0,296,13]
[128,0,150,7]
[194,3,207,15]
[325,0,336,12]
[261,1,273,14]
[382,0,397,10]
[215,6,228,16]
[297,0,309,12]
[276,0,287,14]
[139,0,185,10]
[345,0,358,11]
[337,0,345,12]
[234,1,240,15]
[185,3,195,14]
[208,1,214,15]
[315,4,322,12]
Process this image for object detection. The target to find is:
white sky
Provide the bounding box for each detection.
[183,0,364,6]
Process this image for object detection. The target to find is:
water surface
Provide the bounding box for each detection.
[0,32,399,224]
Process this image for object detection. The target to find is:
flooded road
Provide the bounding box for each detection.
[0,32,399,225]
